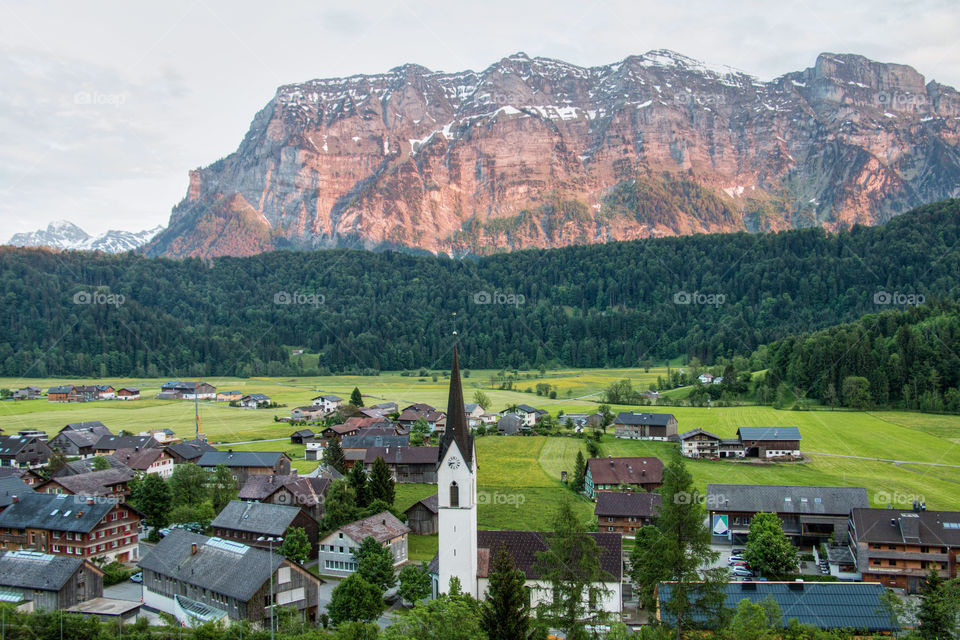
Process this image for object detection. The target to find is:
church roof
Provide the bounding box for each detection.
[438,345,474,470]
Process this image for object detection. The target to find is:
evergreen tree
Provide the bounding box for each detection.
[351,387,364,407]
[43,451,67,477]
[348,462,370,508]
[279,527,311,565]
[355,536,397,593]
[325,437,347,474]
[571,450,586,492]
[169,463,209,507]
[481,544,531,640]
[368,456,395,505]
[917,568,960,640]
[322,480,362,530]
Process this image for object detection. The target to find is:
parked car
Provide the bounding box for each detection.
[731,566,754,577]
[730,560,751,568]
[158,528,172,538]
[728,555,745,564]
[129,572,143,583]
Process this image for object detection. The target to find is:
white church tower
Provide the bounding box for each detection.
[437,344,478,598]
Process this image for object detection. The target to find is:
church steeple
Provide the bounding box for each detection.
[439,344,474,469]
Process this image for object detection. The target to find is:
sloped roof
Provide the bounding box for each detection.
[138,530,285,602]
[851,508,960,546]
[166,439,217,461]
[54,455,128,477]
[706,484,868,515]
[211,500,303,536]
[0,551,95,591]
[594,491,662,518]
[405,493,438,515]
[113,447,166,470]
[95,435,157,450]
[44,468,133,496]
[0,436,45,456]
[63,421,110,433]
[0,492,116,532]
[658,581,898,632]
[341,435,409,449]
[237,475,330,506]
[476,530,621,581]
[363,446,438,465]
[337,511,410,544]
[678,428,722,441]
[196,451,286,468]
[587,457,664,485]
[0,477,33,507]
[438,346,473,470]
[737,426,802,441]
[614,412,676,426]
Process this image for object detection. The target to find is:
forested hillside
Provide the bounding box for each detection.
[1,199,959,378]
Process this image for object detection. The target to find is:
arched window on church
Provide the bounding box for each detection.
[449,481,459,508]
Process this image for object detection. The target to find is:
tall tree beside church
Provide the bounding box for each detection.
[482,544,531,640]
[630,450,727,640]
[351,387,364,407]
[325,437,347,474]
[348,462,370,508]
[368,456,395,505]
[534,499,610,640]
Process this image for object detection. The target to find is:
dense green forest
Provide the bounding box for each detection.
[1,199,959,378]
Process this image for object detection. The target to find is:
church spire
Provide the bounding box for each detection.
[440,343,474,469]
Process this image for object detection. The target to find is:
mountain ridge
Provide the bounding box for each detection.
[8,221,164,254]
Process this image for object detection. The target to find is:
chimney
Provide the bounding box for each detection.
[87,498,94,505]
[76,512,83,518]
[191,543,198,555]
[890,518,897,526]
[11,496,17,503]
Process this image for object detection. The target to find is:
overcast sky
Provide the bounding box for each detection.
[1,0,958,237]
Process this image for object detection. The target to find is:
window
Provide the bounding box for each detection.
[278,567,291,584]
[607,527,613,532]
[607,517,613,522]
[888,560,896,566]
[450,481,459,508]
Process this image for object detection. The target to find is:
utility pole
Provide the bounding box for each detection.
[259,535,283,640]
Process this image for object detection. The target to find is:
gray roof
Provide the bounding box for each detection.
[338,511,410,544]
[95,435,156,450]
[0,551,91,591]
[0,435,44,456]
[138,530,284,602]
[196,451,286,468]
[405,493,438,515]
[211,500,302,536]
[658,581,898,632]
[0,492,115,533]
[46,468,133,495]
[63,421,110,432]
[678,428,721,440]
[594,491,661,518]
[737,426,802,441]
[851,508,960,546]
[0,477,33,507]
[166,439,217,460]
[516,404,539,413]
[614,412,676,426]
[340,434,409,449]
[706,484,869,515]
[55,455,128,477]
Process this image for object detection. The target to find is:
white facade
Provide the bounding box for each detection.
[476,578,622,614]
[437,439,478,598]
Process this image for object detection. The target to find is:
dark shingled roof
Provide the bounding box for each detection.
[477,530,621,581]
[138,530,285,602]
[196,450,286,468]
[237,475,330,506]
[678,428,722,441]
[95,435,157,450]
[587,457,663,486]
[405,493,438,515]
[113,448,166,471]
[851,508,960,546]
[43,468,133,496]
[0,435,45,456]
[165,439,217,461]
[0,551,97,591]
[337,511,410,544]
[594,491,662,518]
[614,412,675,426]
[737,426,802,441]
[55,455,128,477]
[340,435,409,449]
[437,346,474,470]
[658,581,898,632]
[706,484,869,515]
[211,500,303,536]
[0,477,33,507]
[0,493,116,533]
[364,446,438,465]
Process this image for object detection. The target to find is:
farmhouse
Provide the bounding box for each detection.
[613,412,678,440]
[584,456,664,497]
[0,550,103,610]
[12,386,42,400]
[140,428,177,444]
[47,385,78,402]
[736,426,802,458]
[240,393,271,408]
[595,491,661,535]
[238,475,330,521]
[318,511,410,578]
[196,450,291,484]
[115,387,140,400]
[158,381,216,400]
[311,395,343,413]
[216,390,242,402]
[0,435,52,469]
[0,492,141,562]
[94,434,158,455]
[463,403,485,427]
[405,494,438,535]
[211,500,319,558]
[53,456,129,477]
[113,447,175,478]
[849,506,960,593]
[165,438,217,464]
[49,422,113,457]
[289,428,315,444]
[37,468,134,498]
[397,408,446,434]
[706,484,869,546]
[139,530,320,627]
[363,446,438,483]
[291,406,325,422]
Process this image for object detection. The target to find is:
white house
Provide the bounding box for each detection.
[698,373,714,384]
[317,512,410,578]
[311,395,343,413]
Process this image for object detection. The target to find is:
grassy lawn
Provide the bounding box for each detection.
[408,534,439,563]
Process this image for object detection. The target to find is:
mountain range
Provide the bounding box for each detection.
[8,221,164,254]
[140,49,959,258]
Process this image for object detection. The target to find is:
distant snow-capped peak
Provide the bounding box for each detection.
[7,221,164,253]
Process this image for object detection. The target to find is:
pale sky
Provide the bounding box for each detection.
[1,0,958,237]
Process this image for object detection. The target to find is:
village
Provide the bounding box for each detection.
[0,359,955,636]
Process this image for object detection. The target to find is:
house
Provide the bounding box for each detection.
[37,468,134,499]
[291,406,325,422]
[196,451,291,484]
[497,413,526,435]
[363,446,439,483]
[657,581,898,634]
[559,413,602,429]
[706,484,869,546]
[678,429,723,458]
[311,395,343,413]
[139,428,177,444]
[95,385,115,400]
[0,492,142,562]
[0,436,52,469]
[613,412,678,440]
[212,500,320,558]
[595,491,662,535]
[472,530,622,614]
[405,494,438,535]
[158,381,217,400]
[113,448,175,478]
[216,390,242,402]
[584,456,664,497]
[736,427,802,458]
[320,422,361,439]
[397,408,446,434]
[318,511,410,578]
[94,434,158,455]
[139,530,320,628]
[372,401,398,413]
[49,422,113,457]
[47,385,78,402]
[515,405,541,427]
[0,550,103,610]
[305,441,324,461]
[0,468,43,487]
[290,429,315,445]
[340,434,410,455]
[639,390,660,401]
[74,385,100,402]
[12,386,42,400]
[0,476,34,510]
[165,438,218,464]
[238,475,331,522]
[240,393,271,408]
[54,455,129,477]
[698,373,714,384]
[115,387,140,400]
[849,505,960,593]
[464,403,485,428]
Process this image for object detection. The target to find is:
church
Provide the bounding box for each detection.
[429,346,623,613]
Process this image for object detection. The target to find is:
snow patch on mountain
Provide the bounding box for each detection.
[7,221,164,253]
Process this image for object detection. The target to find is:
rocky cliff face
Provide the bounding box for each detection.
[146,51,960,258]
